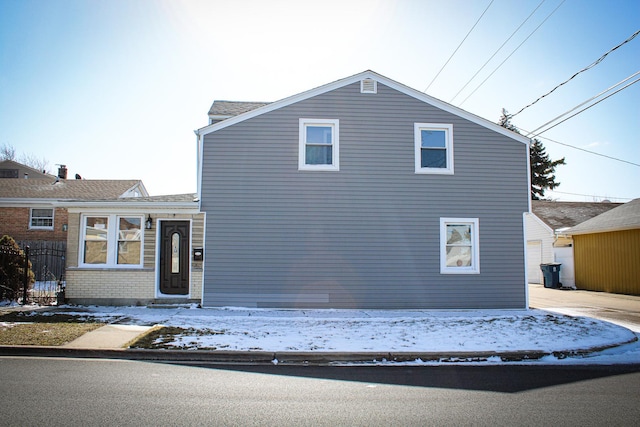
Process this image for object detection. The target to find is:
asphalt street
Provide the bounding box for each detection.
[1,357,639,426]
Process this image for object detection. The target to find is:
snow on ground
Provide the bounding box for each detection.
[36,305,640,365]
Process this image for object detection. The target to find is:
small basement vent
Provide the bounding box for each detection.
[360,78,377,94]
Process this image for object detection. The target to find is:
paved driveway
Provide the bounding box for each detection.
[529,284,640,332]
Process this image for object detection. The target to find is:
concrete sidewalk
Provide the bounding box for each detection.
[62,324,154,350]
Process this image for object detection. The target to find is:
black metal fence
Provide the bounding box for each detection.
[1,241,67,305]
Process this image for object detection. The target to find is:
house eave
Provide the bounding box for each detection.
[195,70,531,146]
[65,200,199,212]
[565,225,640,236]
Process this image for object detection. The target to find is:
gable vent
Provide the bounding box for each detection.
[360,78,377,94]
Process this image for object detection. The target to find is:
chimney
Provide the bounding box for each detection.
[24,173,29,179]
[58,165,68,180]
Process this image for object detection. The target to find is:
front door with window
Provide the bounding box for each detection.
[159,221,190,295]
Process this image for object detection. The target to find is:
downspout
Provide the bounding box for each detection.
[524,137,532,310]
[194,129,203,212]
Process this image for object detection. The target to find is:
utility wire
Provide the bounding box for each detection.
[520,126,640,167]
[459,0,566,106]
[526,71,640,137]
[450,0,546,103]
[530,76,640,138]
[511,28,640,118]
[547,190,634,202]
[424,0,495,92]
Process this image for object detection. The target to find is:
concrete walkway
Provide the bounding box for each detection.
[529,284,640,332]
[63,325,153,350]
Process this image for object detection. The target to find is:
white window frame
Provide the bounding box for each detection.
[79,214,144,268]
[440,217,479,274]
[29,208,54,230]
[414,123,454,174]
[299,118,339,171]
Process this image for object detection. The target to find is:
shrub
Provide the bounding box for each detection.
[0,235,35,302]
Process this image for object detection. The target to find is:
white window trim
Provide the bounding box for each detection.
[440,217,479,274]
[414,123,454,174]
[79,214,144,268]
[29,207,54,230]
[299,118,340,171]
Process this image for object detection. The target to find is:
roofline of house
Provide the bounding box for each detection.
[0,198,198,211]
[208,114,233,121]
[0,199,63,207]
[64,200,198,210]
[526,212,554,235]
[194,70,531,145]
[0,159,56,178]
[565,224,640,236]
[122,181,149,197]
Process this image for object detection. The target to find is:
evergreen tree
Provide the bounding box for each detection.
[0,235,35,302]
[499,109,566,200]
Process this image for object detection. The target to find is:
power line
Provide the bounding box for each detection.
[511,28,640,118]
[526,71,640,137]
[520,127,640,167]
[531,76,640,138]
[450,0,546,103]
[459,0,566,106]
[547,190,634,202]
[424,0,495,92]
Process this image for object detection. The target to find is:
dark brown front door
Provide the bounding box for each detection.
[159,221,190,295]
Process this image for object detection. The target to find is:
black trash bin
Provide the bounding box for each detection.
[540,263,562,288]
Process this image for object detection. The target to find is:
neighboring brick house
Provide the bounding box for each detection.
[0,162,147,244]
[0,159,53,180]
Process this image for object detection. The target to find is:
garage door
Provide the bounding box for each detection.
[527,241,542,284]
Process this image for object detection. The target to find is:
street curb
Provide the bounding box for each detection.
[2,337,636,365]
[0,345,549,364]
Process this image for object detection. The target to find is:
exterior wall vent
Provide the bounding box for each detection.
[360,78,377,94]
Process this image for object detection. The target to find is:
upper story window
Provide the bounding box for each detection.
[30,208,54,229]
[414,123,454,174]
[440,218,479,274]
[81,215,143,268]
[299,119,339,171]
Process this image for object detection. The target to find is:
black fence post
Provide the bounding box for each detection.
[22,246,29,305]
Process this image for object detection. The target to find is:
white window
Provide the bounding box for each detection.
[80,215,143,267]
[299,118,339,171]
[30,208,54,229]
[415,123,454,174]
[440,218,479,274]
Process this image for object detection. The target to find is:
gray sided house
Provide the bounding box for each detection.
[196,71,530,309]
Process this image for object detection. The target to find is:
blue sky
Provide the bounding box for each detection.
[1,0,638,201]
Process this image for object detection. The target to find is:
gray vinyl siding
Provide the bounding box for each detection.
[201,82,529,309]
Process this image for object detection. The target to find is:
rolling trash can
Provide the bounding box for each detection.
[540,263,562,288]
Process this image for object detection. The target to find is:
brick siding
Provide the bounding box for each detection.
[0,207,68,241]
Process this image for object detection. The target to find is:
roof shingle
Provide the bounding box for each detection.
[532,200,622,230]
[0,179,144,200]
[566,198,640,235]
[208,101,270,118]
